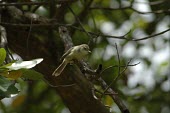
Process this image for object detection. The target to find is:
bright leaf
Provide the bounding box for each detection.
[0,48,6,65]
[5,58,43,71]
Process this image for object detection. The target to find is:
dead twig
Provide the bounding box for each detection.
[101,59,132,98]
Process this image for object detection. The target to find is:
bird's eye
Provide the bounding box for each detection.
[84,47,88,50]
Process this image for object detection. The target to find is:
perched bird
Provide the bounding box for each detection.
[52,44,91,76]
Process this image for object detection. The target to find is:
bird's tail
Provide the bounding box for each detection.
[52,60,67,76]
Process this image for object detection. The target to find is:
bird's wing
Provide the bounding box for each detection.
[60,47,73,61]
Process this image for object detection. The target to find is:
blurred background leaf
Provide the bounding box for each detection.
[0,48,6,65]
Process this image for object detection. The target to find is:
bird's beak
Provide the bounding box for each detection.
[88,51,91,54]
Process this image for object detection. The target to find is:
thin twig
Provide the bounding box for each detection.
[74,27,170,41]
[67,5,93,43]
[132,28,170,41]
[2,22,169,42]
[90,0,170,15]
[70,25,131,40]
[26,18,33,57]
[89,11,98,45]
[90,6,130,11]
[101,59,132,97]
[115,43,121,80]
[114,59,132,82]
[0,0,75,6]
[101,62,140,74]
[95,89,118,95]
[131,7,170,14]
[97,77,129,113]
[91,6,170,14]
[0,22,71,27]
[60,26,170,42]
[0,1,49,6]
[134,0,167,6]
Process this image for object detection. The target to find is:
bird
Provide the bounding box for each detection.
[52,44,91,76]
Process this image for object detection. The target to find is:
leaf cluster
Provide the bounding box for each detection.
[0,48,44,99]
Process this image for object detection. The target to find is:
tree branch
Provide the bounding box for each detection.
[90,0,170,14]
[132,28,170,41]
[0,0,76,6]
[90,6,170,14]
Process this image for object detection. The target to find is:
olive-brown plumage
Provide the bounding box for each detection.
[52,44,91,76]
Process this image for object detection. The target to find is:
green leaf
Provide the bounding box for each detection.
[0,67,8,73]
[0,48,6,65]
[5,58,43,71]
[6,84,19,96]
[0,76,12,92]
[21,69,44,80]
[160,61,168,67]
[0,76,19,98]
[0,84,19,98]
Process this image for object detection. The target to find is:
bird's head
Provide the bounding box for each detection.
[80,44,91,55]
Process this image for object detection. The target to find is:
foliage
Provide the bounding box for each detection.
[0,0,170,113]
[0,48,44,99]
[0,48,6,65]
